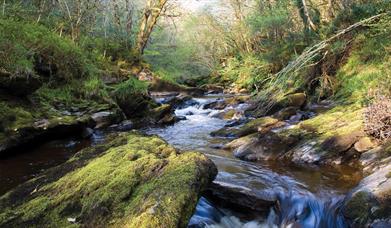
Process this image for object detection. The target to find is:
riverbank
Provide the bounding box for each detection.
[204,92,390,227]
[0,91,390,227]
[1,8,390,227]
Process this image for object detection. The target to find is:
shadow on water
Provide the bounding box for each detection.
[0,131,106,195]
[0,138,90,195]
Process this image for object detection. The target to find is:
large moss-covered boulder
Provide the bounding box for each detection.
[282,105,366,164]
[0,97,123,157]
[256,93,307,116]
[0,132,217,227]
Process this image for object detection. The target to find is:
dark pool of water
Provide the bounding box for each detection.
[0,137,91,195]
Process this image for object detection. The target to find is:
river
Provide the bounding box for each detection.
[147,95,361,228]
[0,94,362,227]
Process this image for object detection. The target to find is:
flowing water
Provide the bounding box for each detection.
[147,95,362,228]
[0,95,362,227]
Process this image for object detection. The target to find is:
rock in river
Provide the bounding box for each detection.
[343,161,391,227]
[211,116,280,138]
[0,132,217,227]
[228,131,301,161]
[205,181,275,215]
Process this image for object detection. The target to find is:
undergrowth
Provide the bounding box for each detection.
[0,18,95,80]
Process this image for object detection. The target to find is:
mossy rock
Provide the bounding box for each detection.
[224,133,258,150]
[299,105,364,139]
[150,104,173,120]
[265,93,307,115]
[273,106,299,120]
[149,78,204,96]
[229,127,304,161]
[211,109,237,120]
[134,104,180,126]
[343,191,376,224]
[343,162,391,227]
[224,96,251,106]
[282,93,307,107]
[354,137,376,153]
[0,132,217,227]
[211,117,279,138]
[293,105,366,161]
[0,114,93,157]
[115,93,157,119]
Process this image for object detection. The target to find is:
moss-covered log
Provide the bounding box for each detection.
[0,132,217,227]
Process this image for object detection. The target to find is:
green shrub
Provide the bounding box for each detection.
[34,85,77,107]
[0,18,95,80]
[113,78,148,100]
[0,102,34,132]
[216,55,273,92]
[79,36,139,64]
[153,70,176,84]
[335,26,391,103]
[83,76,108,98]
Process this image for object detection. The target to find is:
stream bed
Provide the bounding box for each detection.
[0,95,362,227]
[147,95,362,228]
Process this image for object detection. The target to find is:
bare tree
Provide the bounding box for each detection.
[301,0,317,31]
[135,0,168,55]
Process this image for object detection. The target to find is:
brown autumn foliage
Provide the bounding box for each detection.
[364,93,391,141]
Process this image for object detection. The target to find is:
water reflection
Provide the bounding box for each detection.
[0,137,90,195]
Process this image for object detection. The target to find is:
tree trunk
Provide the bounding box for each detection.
[135,0,168,55]
[125,0,133,39]
[2,0,5,16]
[327,0,335,21]
[112,0,121,30]
[302,0,317,31]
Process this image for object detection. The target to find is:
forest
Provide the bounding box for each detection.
[0,0,390,227]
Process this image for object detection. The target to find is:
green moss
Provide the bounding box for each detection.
[0,133,216,227]
[212,116,279,138]
[276,125,305,139]
[222,110,236,120]
[0,18,95,79]
[0,102,34,132]
[236,117,279,137]
[335,31,391,103]
[343,191,373,223]
[224,95,251,106]
[300,104,364,140]
[113,78,149,100]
